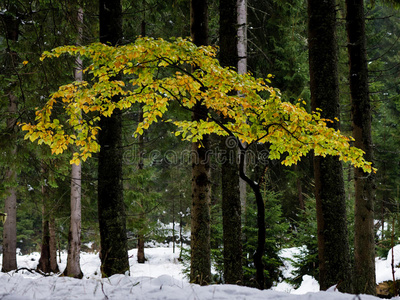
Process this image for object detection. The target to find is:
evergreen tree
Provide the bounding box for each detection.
[219,0,243,285]
[189,0,212,285]
[307,0,353,292]
[346,0,376,295]
[1,0,21,272]
[97,0,130,277]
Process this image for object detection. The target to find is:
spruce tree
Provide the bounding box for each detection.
[308,0,353,292]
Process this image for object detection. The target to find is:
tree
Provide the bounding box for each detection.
[307,0,353,292]
[97,0,130,277]
[63,7,84,279]
[190,0,212,284]
[237,0,247,209]
[2,93,18,273]
[345,0,376,295]
[1,1,20,272]
[219,0,243,285]
[37,163,60,274]
[23,39,373,286]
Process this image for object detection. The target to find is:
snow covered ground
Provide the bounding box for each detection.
[0,244,398,300]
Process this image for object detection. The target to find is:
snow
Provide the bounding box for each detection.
[376,244,400,284]
[0,245,396,300]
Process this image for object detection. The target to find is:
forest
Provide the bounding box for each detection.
[1,0,400,298]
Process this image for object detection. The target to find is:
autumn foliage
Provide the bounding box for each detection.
[21,37,373,172]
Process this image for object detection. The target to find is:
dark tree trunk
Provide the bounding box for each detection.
[37,183,59,274]
[238,147,265,289]
[189,0,212,285]
[307,0,352,292]
[295,165,305,211]
[37,219,51,273]
[190,133,211,284]
[137,235,145,263]
[1,7,19,273]
[2,94,17,272]
[136,8,147,266]
[49,216,59,273]
[98,0,129,277]
[345,0,376,295]
[219,0,243,285]
[137,107,146,264]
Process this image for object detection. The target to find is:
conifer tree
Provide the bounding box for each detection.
[97,0,130,277]
[346,0,376,294]
[307,0,352,292]
[189,0,212,285]
[219,0,243,285]
[1,1,21,272]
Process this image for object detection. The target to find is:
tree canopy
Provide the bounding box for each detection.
[21,37,373,173]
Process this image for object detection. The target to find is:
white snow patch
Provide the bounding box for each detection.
[0,245,393,299]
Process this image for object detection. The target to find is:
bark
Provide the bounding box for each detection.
[49,216,59,273]
[220,137,242,284]
[345,0,376,295]
[189,0,212,285]
[37,182,59,274]
[219,0,243,285]
[136,110,146,264]
[2,172,17,272]
[237,0,247,75]
[37,219,51,273]
[237,0,247,209]
[97,0,129,277]
[190,133,211,284]
[295,165,305,211]
[64,8,84,279]
[136,113,146,264]
[308,0,352,292]
[2,94,17,272]
[1,7,19,273]
[137,236,145,263]
[63,161,83,278]
[239,146,265,290]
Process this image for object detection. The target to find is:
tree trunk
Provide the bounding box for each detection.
[345,0,376,295]
[2,93,18,272]
[308,0,352,292]
[237,0,247,209]
[219,0,243,285]
[64,8,84,279]
[37,181,59,273]
[37,219,51,273]
[137,235,145,263]
[189,0,212,285]
[238,146,265,289]
[136,112,146,264]
[295,165,305,211]
[2,170,17,272]
[64,160,83,278]
[49,216,59,273]
[136,6,147,266]
[1,7,19,273]
[97,0,130,277]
